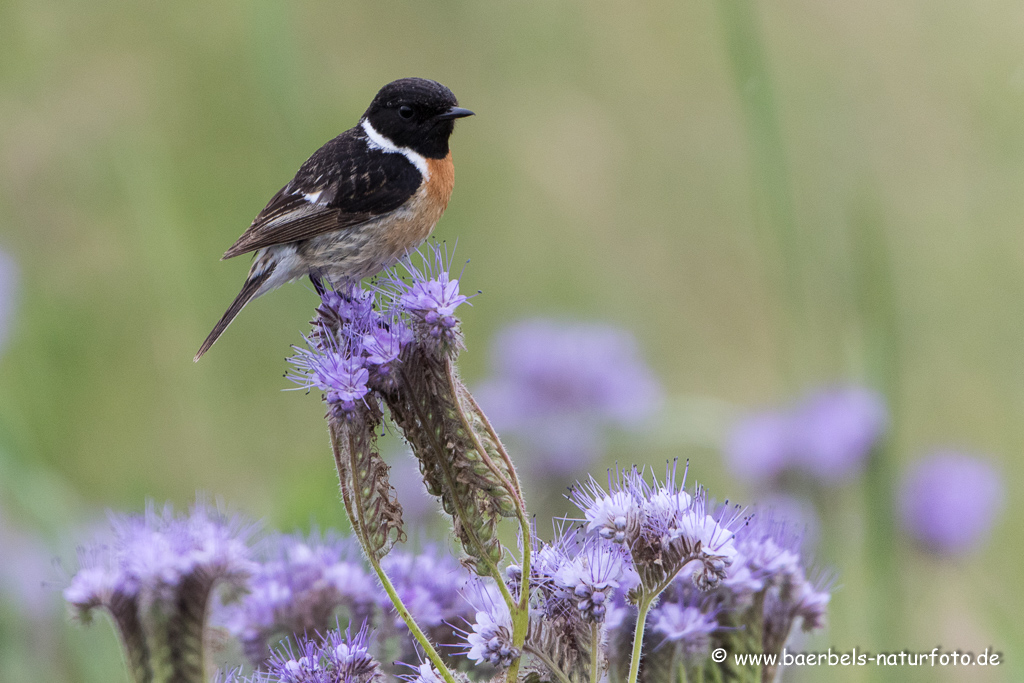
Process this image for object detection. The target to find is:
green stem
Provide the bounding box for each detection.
[368,558,458,683]
[505,512,532,683]
[330,422,456,683]
[590,623,602,683]
[524,644,574,683]
[627,596,655,683]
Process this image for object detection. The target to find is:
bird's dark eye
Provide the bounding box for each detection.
[398,105,414,119]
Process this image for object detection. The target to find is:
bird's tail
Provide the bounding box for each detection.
[194,265,275,362]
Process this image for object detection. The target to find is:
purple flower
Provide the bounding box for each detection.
[792,387,887,482]
[725,385,887,486]
[289,347,370,414]
[222,532,376,663]
[529,523,637,624]
[260,623,382,683]
[460,587,518,668]
[899,452,1004,554]
[320,283,376,328]
[476,319,662,475]
[380,545,474,630]
[401,661,444,683]
[0,248,16,354]
[553,537,630,622]
[650,601,718,655]
[722,511,806,597]
[570,465,740,594]
[361,317,412,390]
[725,412,794,484]
[381,243,470,353]
[65,501,255,619]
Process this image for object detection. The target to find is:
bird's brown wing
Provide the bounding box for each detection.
[222,128,423,259]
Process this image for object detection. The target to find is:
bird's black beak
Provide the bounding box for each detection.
[435,106,475,121]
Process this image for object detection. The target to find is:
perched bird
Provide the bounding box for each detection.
[195,77,473,361]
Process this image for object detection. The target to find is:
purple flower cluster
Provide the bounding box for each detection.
[899,451,1004,555]
[726,385,887,485]
[476,319,662,476]
[570,464,740,593]
[528,525,636,623]
[460,587,519,668]
[221,532,479,666]
[64,501,255,621]
[649,596,719,656]
[288,245,470,415]
[237,624,382,683]
[222,532,377,663]
[379,544,475,632]
[722,510,830,633]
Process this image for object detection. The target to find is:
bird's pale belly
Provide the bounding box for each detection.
[271,184,444,287]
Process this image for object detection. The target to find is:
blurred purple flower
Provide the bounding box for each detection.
[725,412,793,484]
[223,531,376,663]
[725,385,887,486]
[899,452,1004,555]
[476,319,662,476]
[380,545,474,630]
[64,499,256,648]
[650,601,718,655]
[792,387,887,482]
[0,248,16,354]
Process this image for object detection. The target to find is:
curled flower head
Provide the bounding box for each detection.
[722,508,808,598]
[553,536,631,623]
[319,283,376,329]
[65,501,256,683]
[361,316,413,391]
[381,242,471,354]
[289,346,370,415]
[63,547,131,622]
[96,501,255,604]
[571,464,741,595]
[459,586,518,668]
[571,476,641,545]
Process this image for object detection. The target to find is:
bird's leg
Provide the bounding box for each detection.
[309,271,327,297]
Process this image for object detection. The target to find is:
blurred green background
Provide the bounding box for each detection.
[0,0,1020,681]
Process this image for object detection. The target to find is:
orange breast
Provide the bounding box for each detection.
[425,152,455,210]
[382,152,455,256]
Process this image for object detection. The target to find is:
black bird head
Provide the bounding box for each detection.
[362,78,474,159]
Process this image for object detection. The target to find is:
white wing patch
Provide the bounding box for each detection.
[303,190,323,204]
[361,119,430,180]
